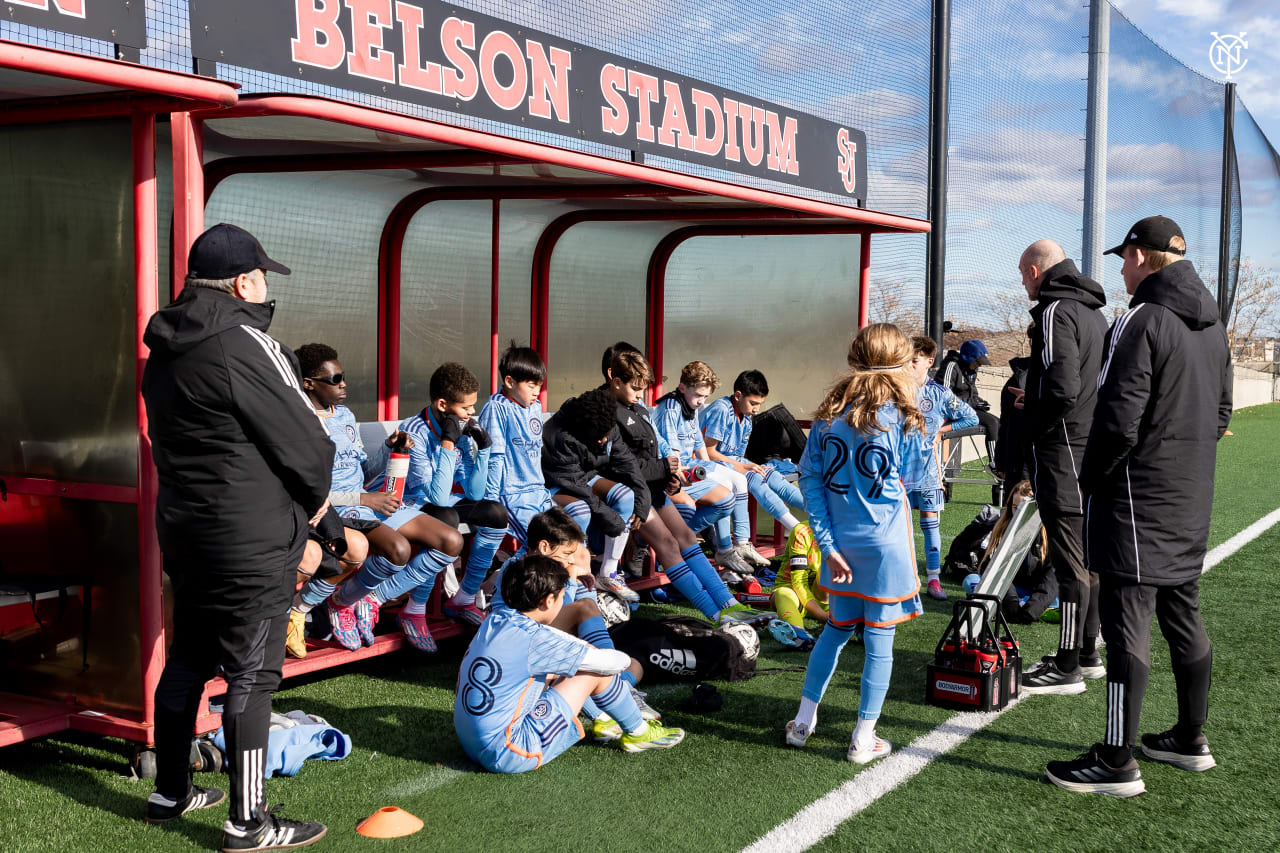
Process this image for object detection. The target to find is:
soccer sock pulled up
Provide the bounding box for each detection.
[800,621,855,705]
[662,560,719,620]
[593,675,645,735]
[460,525,507,596]
[331,554,404,608]
[688,493,734,536]
[373,548,458,603]
[860,625,896,721]
[682,544,737,610]
[294,579,337,613]
[920,514,941,580]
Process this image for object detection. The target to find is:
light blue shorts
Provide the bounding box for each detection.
[908,489,945,513]
[486,686,583,774]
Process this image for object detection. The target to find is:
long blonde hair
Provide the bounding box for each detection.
[814,323,925,434]
[983,480,1047,562]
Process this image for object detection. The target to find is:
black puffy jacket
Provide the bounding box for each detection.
[936,350,990,412]
[998,356,1032,483]
[1082,260,1232,585]
[1025,259,1108,514]
[142,288,335,622]
[541,399,652,536]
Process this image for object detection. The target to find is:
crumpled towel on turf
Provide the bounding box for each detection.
[214,721,352,778]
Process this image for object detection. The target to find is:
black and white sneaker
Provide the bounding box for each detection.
[221,807,327,851]
[145,786,227,824]
[1046,745,1146,798]
[1141,729,1216,772]
[1079,652,1106,680]
[1022,658,1086,695]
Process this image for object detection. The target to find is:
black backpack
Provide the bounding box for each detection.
[744,403,807,464]
[942,504,1001,581]
[609,616,756,682]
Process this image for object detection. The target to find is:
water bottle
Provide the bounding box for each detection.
[383,432,411,502]
[688,465,708,482]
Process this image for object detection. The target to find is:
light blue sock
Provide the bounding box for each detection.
[763,467,803,509]
[606,483,635,520]
[675,501,696,525]
[713,516,734,551]
[578,614,613,649]
[461,526,506,595]
[373,548,455,602]
[860,625,897,720]
[332,554,404,607]
[800,621,855,703]
[408,579,435,606]
[582,697,603,720]
[563,499,591,534]
[682,544,737,610]
[662,560,719,619]
[689,493,734,539]
[747,470,801,520]
[593,675,643,734]
[620,670,637,687]
[299,579,337,608]
[731,491,751,543]
[921,515,941,579]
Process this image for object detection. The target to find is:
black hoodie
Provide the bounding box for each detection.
[1024,258,1108,514]
[142,287,335,622]
[1081,260,1232,585]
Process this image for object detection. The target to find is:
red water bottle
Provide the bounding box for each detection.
[383,431,411,502]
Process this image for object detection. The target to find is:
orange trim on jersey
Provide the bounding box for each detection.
[503,678,543,768]
[833,610,923,628]
[828,613,861,628]
[572,717,585,739]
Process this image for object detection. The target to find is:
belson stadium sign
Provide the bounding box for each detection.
[190,0,868,202]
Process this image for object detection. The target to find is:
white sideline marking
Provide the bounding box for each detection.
[744,506,1280,853]
[378,763,469,799]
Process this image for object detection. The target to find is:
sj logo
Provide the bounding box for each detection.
[836,128,858,195]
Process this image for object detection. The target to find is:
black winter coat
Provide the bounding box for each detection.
[936,350,990,411]
[1082,260,1232,585]
[998,356,1032,483]
[1025,259,1108,514]
[597,383,675,487]
[142,288,335,623]
[541,402,652,536]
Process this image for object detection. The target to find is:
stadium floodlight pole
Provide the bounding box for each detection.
[926,0,950,351]
[1082,0,1109,283]
[1218,81,1237,321]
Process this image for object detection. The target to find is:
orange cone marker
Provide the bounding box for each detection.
[356,806,424,838]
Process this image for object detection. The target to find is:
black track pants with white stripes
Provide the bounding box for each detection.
[1099,575,1212,750]
[1043,508,1099,669]
[154,607,287,824]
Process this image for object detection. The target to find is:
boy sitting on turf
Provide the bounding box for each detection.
[376,362,511,630]
[472,343,591,572]
[907,336,978,600]
[652,361,752,577]
[768,522,828,650]
[541,388,650,603]
[454,552,684,773]
[701,369,806,568]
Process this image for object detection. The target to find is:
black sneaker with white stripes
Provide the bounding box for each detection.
[1046,744,1146,798]
[1021,658,1086,695]
[1079,652,1106,679]
[1140,729,1216,772]
[221,807,327,852]
[145,785,227,824]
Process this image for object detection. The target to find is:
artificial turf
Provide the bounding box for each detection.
[3,404,1278,852]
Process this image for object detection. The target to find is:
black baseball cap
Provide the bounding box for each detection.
[1103,215,1185,258]
[187,223,291,279]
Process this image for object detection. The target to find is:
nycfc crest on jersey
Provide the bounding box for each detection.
[478,391,547,496]
[911,380,978,492]
[653,397,704,466]
[700,396,752,459]
[317,405,367,493]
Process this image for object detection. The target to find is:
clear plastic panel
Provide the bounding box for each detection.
[0,119,137,486]
[662,233,864,419]
[398,200,494,411]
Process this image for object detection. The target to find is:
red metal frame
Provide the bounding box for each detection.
[859,232,872,328]
[171,111,205,296]
[2,477,138,504]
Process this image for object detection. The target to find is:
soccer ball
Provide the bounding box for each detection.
[720,621,759,663]
[963,573,982,595]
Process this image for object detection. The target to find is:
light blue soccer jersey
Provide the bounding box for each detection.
[911,380,978,492]
[700,396,752,460]
[454,606,589,769]
[384,408,490,508]
[799,403,930,599]
[653,396,704,467]
[316,405,367,493]
[478,391,547,499]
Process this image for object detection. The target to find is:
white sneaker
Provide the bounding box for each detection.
[596,572,639,603]
[848,736,892,765]
[735,542,772,568]
[715,549,754,576]
[785,720,811,748]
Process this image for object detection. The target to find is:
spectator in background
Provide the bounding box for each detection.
[936,338,999,469]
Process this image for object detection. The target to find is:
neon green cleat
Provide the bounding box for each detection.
[718,602,774,626]
[619,720,685,753]
[591,715,622,743]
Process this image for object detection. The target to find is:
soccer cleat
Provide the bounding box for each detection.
[596,573,640,603]
[926,578,948,601]
[718,602,774,627]
[630,687,661,721]
[626,544,651,579]
[326,601,362,651]
[1021,658,1086,695]
[715,549,754,576]
[848,736,892,765]
[145,785,226,824]
[443,601,487,627]
[352,595,380,646]
[1079,652,1106,680]
[719,569,745,585]
[285,610,308,659]
[221,807,327,851]
[735,541,772,568]
[1140,729,1216,772]
[784,720,811,748]
[769,619,813,650]
[1046,745,1146,798]
[397,610,437,653]
[591,715,623,743]
[619,720,685,753]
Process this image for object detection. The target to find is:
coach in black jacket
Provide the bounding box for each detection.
[1046,216,1232,796]
[1017,242,1109,694]
[141,224,332,847]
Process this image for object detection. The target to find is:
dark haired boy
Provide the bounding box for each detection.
[454,554,684,773]
[701,369,806,568]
